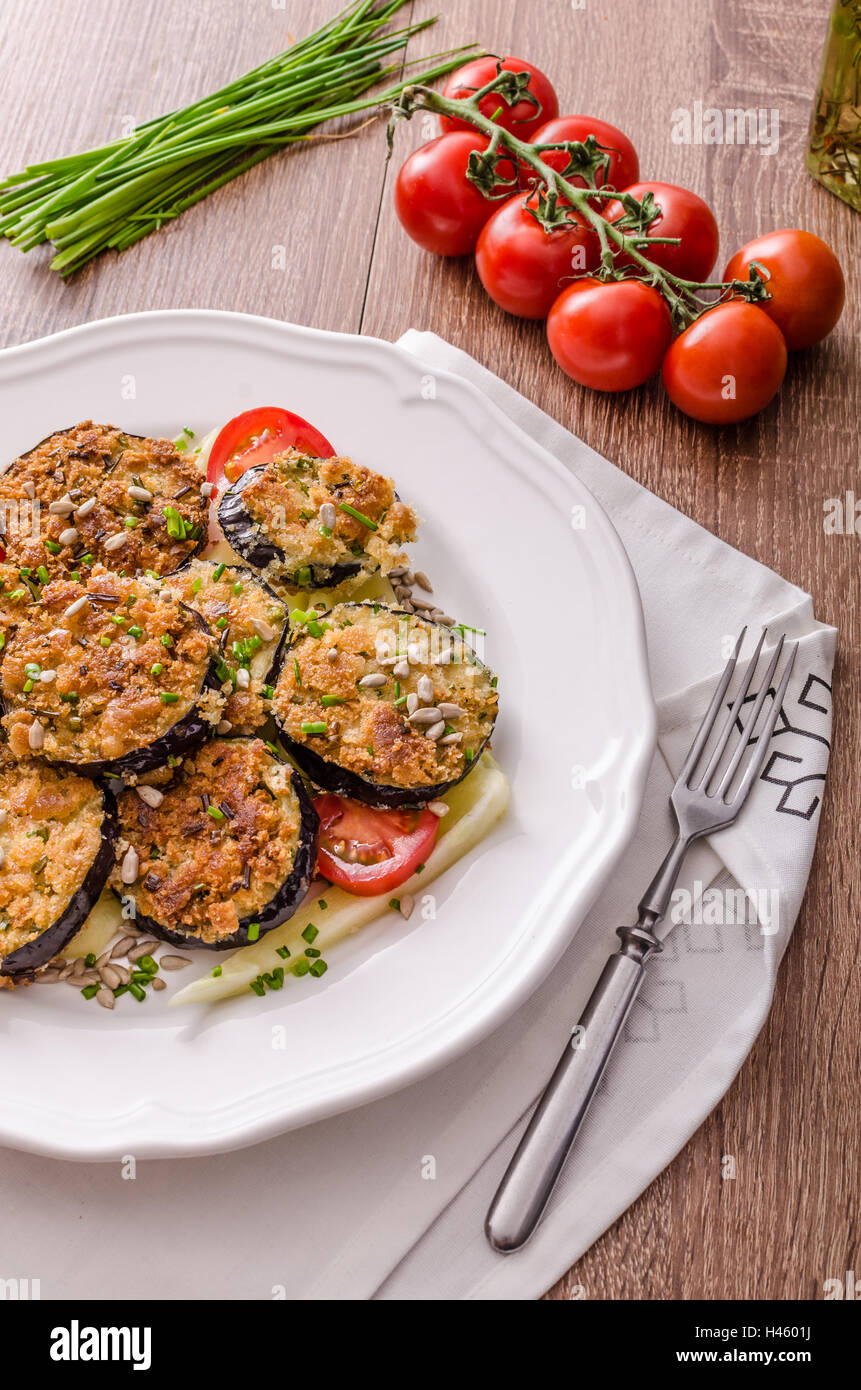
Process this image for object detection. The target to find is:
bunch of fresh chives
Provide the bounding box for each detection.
[0,1,475,277]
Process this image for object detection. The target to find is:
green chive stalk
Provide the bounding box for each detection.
[0,1,477,277]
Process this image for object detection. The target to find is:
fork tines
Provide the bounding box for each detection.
[682,630,799,806]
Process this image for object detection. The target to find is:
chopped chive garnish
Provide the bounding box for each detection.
[81,553,93,565]
[70,570,82,582]
[127,625,143,638]
[464,748,475,762]
[301,923,318,944]
[206,805,225,822]
[216,616,228,630]
[110,614,126,625]
[289,608,308,626]
[247,921,260,942]
[296,565,312,586]
[85,953,96,968]
[150,662,163,677]
[249,978,265,996]
[321,694,344,706]
[232,582,243,595]
[160,692,180,704]
[192,576,202,594]
[293,657,302,685]
[129,982,146,1002]
[389,897,400,912]
[338,502,378,530]
[318,900,328,911]
[99,636,111,647]
[301,720,327,735]
[263,684,274,700]
[81,984,99,1000]
[124,516,137,528]
[319,524,332,537]
[212,965,222,977]
[22,679,34,693]
[213,563,226,581]
[160,634,173,647]
[491,676,498,688]
[45,540,62,554]
[276,945,291,959]
[36,565,50,584]
[163,505,188,540]
[59,691,78,702]
[309,959,328,977]
[306,620,323,638]
[415,863,425,874]
[292,958,311,977]
[304,947,321,958]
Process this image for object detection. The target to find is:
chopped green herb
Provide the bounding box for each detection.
[206,805,225,822]
[127,625,143,638]
[160,634,173,647]
[276,946,291,960]
[81,984,99,1000]
[212,965,222,977]
[99,636,111,647]
[292,958,311,977]
[36,565,50,584]
[302,923,318,944]
[213,563,226,581]
[318,899,328,911]
[309,959,328,978]
[263,684,274,700]
[45,540,62,554]
[293,657,302,685]
[192,576,202,594]
[150,662,163,677]
[338,502,378,531]
[321,694,345,707]
[160,692,180,704]
[301,720,327,735]
[247,922,260,942]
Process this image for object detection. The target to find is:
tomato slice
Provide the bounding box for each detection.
[313,793,441,898]
[206,407,335,493]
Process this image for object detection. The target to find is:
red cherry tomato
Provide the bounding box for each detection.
[661,302,788,424]
[394,133,514,257]
[475,192,600,319]
[207,407,334,494]
[724,229,845,351]
[606,181,720,282]
[546,278,673,392]
[313,794,441,897]
[526,115,639,197]
[439,56,558,140]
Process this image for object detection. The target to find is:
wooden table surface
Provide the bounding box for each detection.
[2,0,858,1301]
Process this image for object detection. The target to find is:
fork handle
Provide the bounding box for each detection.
[485,935,656,1253]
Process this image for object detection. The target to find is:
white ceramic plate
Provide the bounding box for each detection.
[0,311,655,1160]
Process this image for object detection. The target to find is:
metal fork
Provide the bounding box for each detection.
[485,628,798,1254]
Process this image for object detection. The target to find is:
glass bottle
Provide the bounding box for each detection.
[807,0,861,213]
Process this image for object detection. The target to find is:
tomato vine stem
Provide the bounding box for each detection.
[389,72,770,328]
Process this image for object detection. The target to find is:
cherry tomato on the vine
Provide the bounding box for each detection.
[606,181,720,283]
[547,278,673,392]
[475,192,600,319]
[661,302,788,425]
[439,56,559,140]
[394,132,513,257]
[526,115,639,197]
[724,229,845,351]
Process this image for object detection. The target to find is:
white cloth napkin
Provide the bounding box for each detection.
[0,332,834,1303]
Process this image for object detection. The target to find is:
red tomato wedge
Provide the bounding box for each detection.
[313,794,441,897]
[206,407,335,494]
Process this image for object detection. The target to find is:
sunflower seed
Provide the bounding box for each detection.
[425,720,446,740]
[400,600,414,614]
[251,618,276,642]
[427,800,450,817]
[58,526,79,546]
[128,485,153,502]
[48,496,74,516]
[408,707,442,725]
[435,615,456,627]
[37,968,62,983]
[96,988,115,1010]
[235,667,250,690]
[75,970,99,987]
[151,976,167,991]
[388,566,408,579]
[392,659,410,680]
[200,482,214,498]
[398,893,415,920]
[121,845,140,884]
[414,571,433,593]
[406,644,422,665]
[402,570,415,586]
[136,785,164,808]
[318,502,336,529]
[104,532,127,552]
[96,948,113,967]
[75,496,97,518]
[359,673,386,688]
[160,954,192,971]
[439,732,463,745]
[111,963,131,986]
[99,964,122,990]
[28,720,44,751]
[406,692,419,716]
[410,596,437,613]
[437,703,466,719]
[326,648,339,664]
[64,595,89,619]
[217,720,232,734]
[128,939,158,963]
[416,674,435,704]
[112,935,137,959]
[39,669,57,683]
[21,480,36,499]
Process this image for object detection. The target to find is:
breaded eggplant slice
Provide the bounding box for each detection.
[171,558,288,733]
[0,421,207,577]
[273,602,499,808]
[218,448,418,594]
[0,568,223,776]
[111,737,318,950]
[0,759,117,978]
